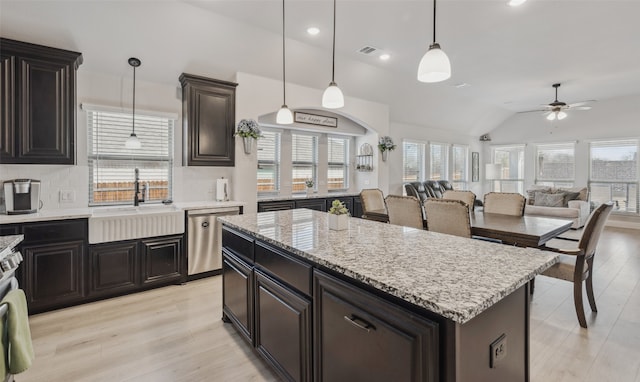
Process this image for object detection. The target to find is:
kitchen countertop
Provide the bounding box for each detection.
[0,201,245,225]
[219,209,559,324]
[258,192,358,202]
[0,235,23,258]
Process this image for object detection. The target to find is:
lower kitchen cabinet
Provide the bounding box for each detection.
[294,198,326,212]
[222,249,253,344]
[257,200,296,212]
[254,270,311,382]
[141,236,182,285]
[314,270,439,382]
[24,240,85,312]
[89,241,138,297]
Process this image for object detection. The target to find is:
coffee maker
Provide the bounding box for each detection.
[3,179,41,214]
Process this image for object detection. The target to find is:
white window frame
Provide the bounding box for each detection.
[327,135,350,191]
[257,129,282,195]
[429,142,450,180]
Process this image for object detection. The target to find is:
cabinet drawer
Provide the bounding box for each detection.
[22,219,87,243]
[222,226,254,264]
[255,241,311,296]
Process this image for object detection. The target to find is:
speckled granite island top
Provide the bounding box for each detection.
[0,235,24,258]
[219,209,560,324]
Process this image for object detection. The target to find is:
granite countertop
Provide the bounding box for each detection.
[0,235,24,258]
[258,192,358,202]
[219,209,560,325]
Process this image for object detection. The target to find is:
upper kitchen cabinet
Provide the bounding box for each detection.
[0,38,82,164]
[179,73,237,167]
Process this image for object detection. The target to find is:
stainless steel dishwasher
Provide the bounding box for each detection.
[187,206,240,276]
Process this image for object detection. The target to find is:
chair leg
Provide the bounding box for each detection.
[586,258,598,312]
[574,280,588,328]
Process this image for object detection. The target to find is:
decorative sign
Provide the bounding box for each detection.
[472,152,479,182]
[294,112,338,128]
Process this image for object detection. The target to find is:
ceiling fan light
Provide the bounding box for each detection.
[557,111,568,120]
[322,82,344,109]
[125,132,142,149]
[546,112,556,121]
[508,0,527,6]
[417,43,451,83]
[276,105,294,124]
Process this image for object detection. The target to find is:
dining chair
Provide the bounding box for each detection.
[360,188,387,221]
[540,202,614,328]
[483,192,526,216]
[385,195,424,230]
[423,199,471,238]
[442,190,476,209]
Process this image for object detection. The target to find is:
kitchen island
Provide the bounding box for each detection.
[219,209,559,382]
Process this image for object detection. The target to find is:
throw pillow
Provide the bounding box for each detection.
[559,191,581,207]
[526,186,552,205]
[558,187,588,201]
[533,191,565,207]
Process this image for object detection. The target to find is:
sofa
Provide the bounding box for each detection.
[524,186,590,229]
[404,180,483,207]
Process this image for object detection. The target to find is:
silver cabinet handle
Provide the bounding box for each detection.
[344,315,376,333]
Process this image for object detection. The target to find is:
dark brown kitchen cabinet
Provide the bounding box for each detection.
[88,240,138,297]
[314,270,439,382]
[257,200,296,212]
[295,198,326,212]
[222,249,254,344]
[141,235,182,285]
[179,73,237,167]
[325,196,353,214]
[0,38,82,164]
[254,270,312,382]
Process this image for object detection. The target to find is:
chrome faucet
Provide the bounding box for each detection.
[134,168,145,206]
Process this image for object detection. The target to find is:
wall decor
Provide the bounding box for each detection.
[294,112,338,127]
[472,151,479,182]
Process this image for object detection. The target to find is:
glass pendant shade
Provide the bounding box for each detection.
[322,82,344,109]
[276,105,294,124]
[125,133,142,149]
[417,43,451,83]
[557,111,567,120]
[546,112,556,121]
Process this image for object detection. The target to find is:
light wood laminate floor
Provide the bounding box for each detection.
[18,227,640,382]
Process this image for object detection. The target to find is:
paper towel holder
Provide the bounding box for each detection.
[216,177,229,202]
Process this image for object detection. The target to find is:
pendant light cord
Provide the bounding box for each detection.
[132,65,136,134]
[331,0,336,82]
[432,0,437,44]
[282,0,287,104]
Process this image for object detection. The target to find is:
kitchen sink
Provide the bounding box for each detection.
[89,204,184,244]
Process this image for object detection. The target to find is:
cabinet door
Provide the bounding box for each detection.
[254,270,311,382]
[16,56,75,164]
[222,250,254,344]
[140,235,182,285]
[326,196,353,215]
[314,270,439,382]
[352,196,364,219]
[257,201,296,212]
[0,52,15,160]
[89,241,138,297]
[24,240,85,312]
[180,74,237,166]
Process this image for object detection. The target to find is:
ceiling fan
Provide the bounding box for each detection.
[520,83,595,121]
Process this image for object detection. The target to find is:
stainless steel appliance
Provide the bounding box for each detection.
[187,206,240,275]
[3,179,41,214]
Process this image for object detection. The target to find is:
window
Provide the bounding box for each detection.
[491,145,525,194]
[291,134,318,193]
[403,141,425,183]
[86,107,174,206]
[327,136,349,190]
[451,144,468,189]
[429,142,449,180]
[589,139,638,214]
[257,130,281,193]
[536,142,575,188]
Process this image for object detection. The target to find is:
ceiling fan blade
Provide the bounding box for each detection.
[569,100,596,107]
[572,106,592,111]
[517,109,547,114]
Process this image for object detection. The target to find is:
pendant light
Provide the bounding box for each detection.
[417,0,451,83]
[125,57,142,149]
[322,0,344,109]
[276,0,293,124]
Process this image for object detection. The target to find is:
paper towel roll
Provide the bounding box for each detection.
[216,178,229,201]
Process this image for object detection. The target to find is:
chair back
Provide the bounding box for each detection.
[360,189,386,215]
[424,199,471,238]
[438,180,454,191]
[442,190,476,208]
[409,182,430,203]
[483,192,526,216]
[424,180,444,198]
[578,202,614,259]
[385,195,424,229]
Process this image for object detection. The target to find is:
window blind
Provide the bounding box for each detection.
[327,136,349,190]
[429,142,449,180]
[536,142,575,183]
[403,141,424,183]
[257,130,281,193]
[491,145,525,194]
[87,109,173,205]
[292,134,318,192]
[451,144,468,189]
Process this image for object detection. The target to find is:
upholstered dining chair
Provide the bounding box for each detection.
[423,199,471,238]
[442,190,476,209]
[360,188,387,221]
[385,195,424,230]
[483,192,526,216]
[540,202,613,328]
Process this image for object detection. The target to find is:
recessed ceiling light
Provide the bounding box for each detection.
[307,27,320,36]
[379,54,391,61]
[508,0,527,6]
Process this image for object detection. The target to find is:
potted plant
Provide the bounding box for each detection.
[235,119,262,154]
[305,179,314,196]
[378,136,396,162]
[328,199,350,230]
